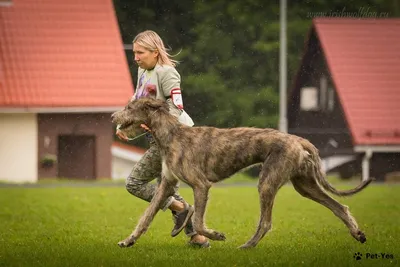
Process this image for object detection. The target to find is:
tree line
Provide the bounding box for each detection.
[114,0,397,131]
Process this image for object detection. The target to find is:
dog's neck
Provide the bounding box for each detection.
[146,109,181,151]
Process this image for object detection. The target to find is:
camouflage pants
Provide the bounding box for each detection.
[126,141,196,237]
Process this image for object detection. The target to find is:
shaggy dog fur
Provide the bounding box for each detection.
[111,97,372,248]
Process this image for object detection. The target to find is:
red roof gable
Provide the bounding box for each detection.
[314,18,400,145]
[0,0,133,110]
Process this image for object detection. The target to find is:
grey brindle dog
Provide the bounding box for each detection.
[111,97,372,249]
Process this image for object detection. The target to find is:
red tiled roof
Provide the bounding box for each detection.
[0,0,133,109]
[314,18,400,145]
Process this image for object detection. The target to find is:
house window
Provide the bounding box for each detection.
[327,86,335,111]
[320,75,328,109]
[319,75,335,112]
[300,87,319,111]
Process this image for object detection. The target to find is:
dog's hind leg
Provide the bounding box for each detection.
[118,176,177,248]
[239,163,288,249]
[192,183,226,241]
[291,176,366,243]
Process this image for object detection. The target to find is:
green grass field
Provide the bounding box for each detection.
[0,179,399,267]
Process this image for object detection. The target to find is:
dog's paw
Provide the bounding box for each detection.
[211,231,226,241]
[117,236,136,248]
[238,243,256,249]
[351,230,366,244]
[357,231,367,243]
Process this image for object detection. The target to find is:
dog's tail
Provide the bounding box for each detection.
[299,139,373,197]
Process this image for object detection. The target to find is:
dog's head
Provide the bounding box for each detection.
[111,97,169,137]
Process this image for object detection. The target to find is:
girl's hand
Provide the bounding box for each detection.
[140,124,151,132]
[116,129,129,141]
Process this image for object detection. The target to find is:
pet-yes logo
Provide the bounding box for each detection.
[353,252,394,261]
[353,252,363,260]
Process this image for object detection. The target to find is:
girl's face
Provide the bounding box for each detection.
[133,43,158,70]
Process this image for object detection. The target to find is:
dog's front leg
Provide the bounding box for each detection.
[118,177,173,248]
[192,185,226,241]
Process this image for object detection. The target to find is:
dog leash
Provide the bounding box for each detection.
[127,132,147,141]
[116,124,147,141]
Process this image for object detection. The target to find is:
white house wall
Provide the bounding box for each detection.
[322,155,356,173]
[112,157,136,180]
[0,113,38,183]
[111,146,143,180]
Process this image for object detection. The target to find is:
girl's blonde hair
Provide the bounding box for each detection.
[133,30,179,67]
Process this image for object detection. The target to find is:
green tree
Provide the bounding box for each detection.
[113,0,399,134]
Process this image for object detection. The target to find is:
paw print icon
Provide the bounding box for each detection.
[354,252,363,260]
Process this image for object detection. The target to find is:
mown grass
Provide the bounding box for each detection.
[0,173,256,186]
[0,180,399,267]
